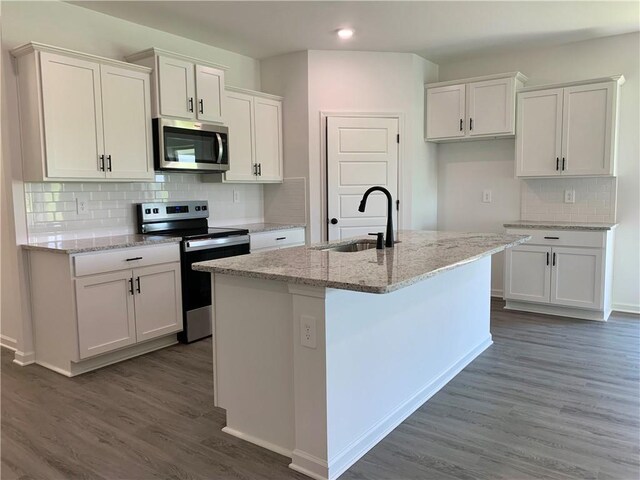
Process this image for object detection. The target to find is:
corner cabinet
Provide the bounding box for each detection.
[12,42,154,182]
[516,76,624,177]
[425,72,527,142]
[126,48,227,124]
[216,87,284,183]
[504,228,614,321]
[27,242,183,376]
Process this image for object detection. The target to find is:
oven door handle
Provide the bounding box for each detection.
[184,235,250,252]
[216,133,223,164]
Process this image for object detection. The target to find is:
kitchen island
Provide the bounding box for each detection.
[193,230,528,480]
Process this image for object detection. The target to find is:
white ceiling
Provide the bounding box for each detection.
[71,1,640,63]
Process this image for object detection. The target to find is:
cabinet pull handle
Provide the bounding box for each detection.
[99,154,105,172]
[199,99,204,114]
[136,277,141,294]
[546,252,549,266]
[543,236,559,240]
[188,97,194,112]
[129,278,134,296]
[276,237,286,241]
[552,252,556,266]
[459,119,463,131]
[556,157,559,171]
[258,163,262,176]
[253,164,257,175]
[106,154,112,172]
[562,157,566,171]
[469,118,473,130]
[125,256,143,261]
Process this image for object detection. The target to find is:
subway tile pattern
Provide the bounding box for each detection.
[521,177,617,223]
[24,174,264,243]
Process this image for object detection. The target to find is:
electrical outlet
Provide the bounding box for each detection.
[76,195,90,215]
[300,315,317,349]
[564,189,576,204]
[233,190,240,204]
[482,189,492,203]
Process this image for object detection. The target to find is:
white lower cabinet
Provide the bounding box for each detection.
[504,228,613,320]
[27,243,183,376]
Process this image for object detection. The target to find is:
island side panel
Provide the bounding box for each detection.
[213,273,295,455]
[291,256,493,480]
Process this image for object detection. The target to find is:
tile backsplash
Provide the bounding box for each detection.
[521,177,617,223]
[24,173,264,243]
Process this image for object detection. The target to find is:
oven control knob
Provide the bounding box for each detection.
[144,208,151,214]
[195,206,201,211]
[202,205,207,211]
[153,208,159,214]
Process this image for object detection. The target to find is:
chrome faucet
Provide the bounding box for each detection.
[358,186,394,248]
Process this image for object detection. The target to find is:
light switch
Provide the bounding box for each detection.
[564,189,576,204]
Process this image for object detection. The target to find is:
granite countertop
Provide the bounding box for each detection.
[193,230,529,294]
[222,222,306,234]
[504,220,617,231]
[23,234,182,254]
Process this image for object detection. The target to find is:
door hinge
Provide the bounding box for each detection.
[396,134,400,144]
[396,199,400,211]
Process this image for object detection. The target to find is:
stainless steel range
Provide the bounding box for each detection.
[137,200,249,343]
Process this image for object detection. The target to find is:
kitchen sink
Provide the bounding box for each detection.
[320,240,378,252]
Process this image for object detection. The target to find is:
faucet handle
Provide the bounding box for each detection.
[368,232,385,249]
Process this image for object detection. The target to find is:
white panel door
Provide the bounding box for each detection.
[562,83,614,176]
[426,84,466,139]
[504,245,551,303]
[551,247,603,309]
[133,263,183,342]
[158,56,195,119]
[467,77,514,136]
[224,90,256,182]
[516,89,564,177]
[100,65,153,180]
[76,270,136,359]
[254,97,283,182]
[327,116,399,241]
[39,52,104,179]
[195,65,225,123]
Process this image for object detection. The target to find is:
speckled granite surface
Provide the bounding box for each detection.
[23,234,181,254]
[193,230,530,294]
[504,220,617,231]
[222,222,306,233]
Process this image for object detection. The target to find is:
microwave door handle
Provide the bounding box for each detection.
[216,133,223,164]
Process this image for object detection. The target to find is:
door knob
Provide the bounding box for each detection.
[330,218,338,225]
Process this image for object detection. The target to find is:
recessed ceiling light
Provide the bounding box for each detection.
[337,28,354,40]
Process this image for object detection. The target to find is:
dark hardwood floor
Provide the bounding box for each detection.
[2,301,639,479]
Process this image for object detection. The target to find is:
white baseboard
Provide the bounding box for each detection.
[290,336,494,480]
[0,335,17,351]
[612,303,640,315]
[491,289,504,298]
[14,350,36,366]
[222,427,292,458]
[504,300,608,321]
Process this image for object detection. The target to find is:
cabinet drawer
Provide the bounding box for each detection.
[506,229,605,248]
[74,243,180,277]
[250,228,305,251]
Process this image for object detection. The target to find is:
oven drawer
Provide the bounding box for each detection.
[250,228,305,252]
[74,243,180,277]
[506,228,606,248]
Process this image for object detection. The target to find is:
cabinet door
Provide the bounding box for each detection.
[467,77,514,136]
[504,245,551,303]
[158,56,195,119]
[224,91,256,182]
[426,84,466,139]
[551,247,603,309]
[254,97,283,182]
[76,270,136,359]
[39,52,105,179]
[562,83,614,176]
[100,65,153,180]
[516,89,563,177]
[195,65,225,123]
[133,263,183,342]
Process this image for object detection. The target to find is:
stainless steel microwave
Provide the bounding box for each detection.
[153,118,229,172]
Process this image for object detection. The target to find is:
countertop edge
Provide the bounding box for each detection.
[503,222,617,231]
[223,223,307,234]
[192,235,530,294]
[22,236,182,255]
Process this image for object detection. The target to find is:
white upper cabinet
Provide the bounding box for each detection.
[127,48,227,123]
[217,87,283,184]
[516,76,623,178]
[425,72,527,142]
[12,43,153,182]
